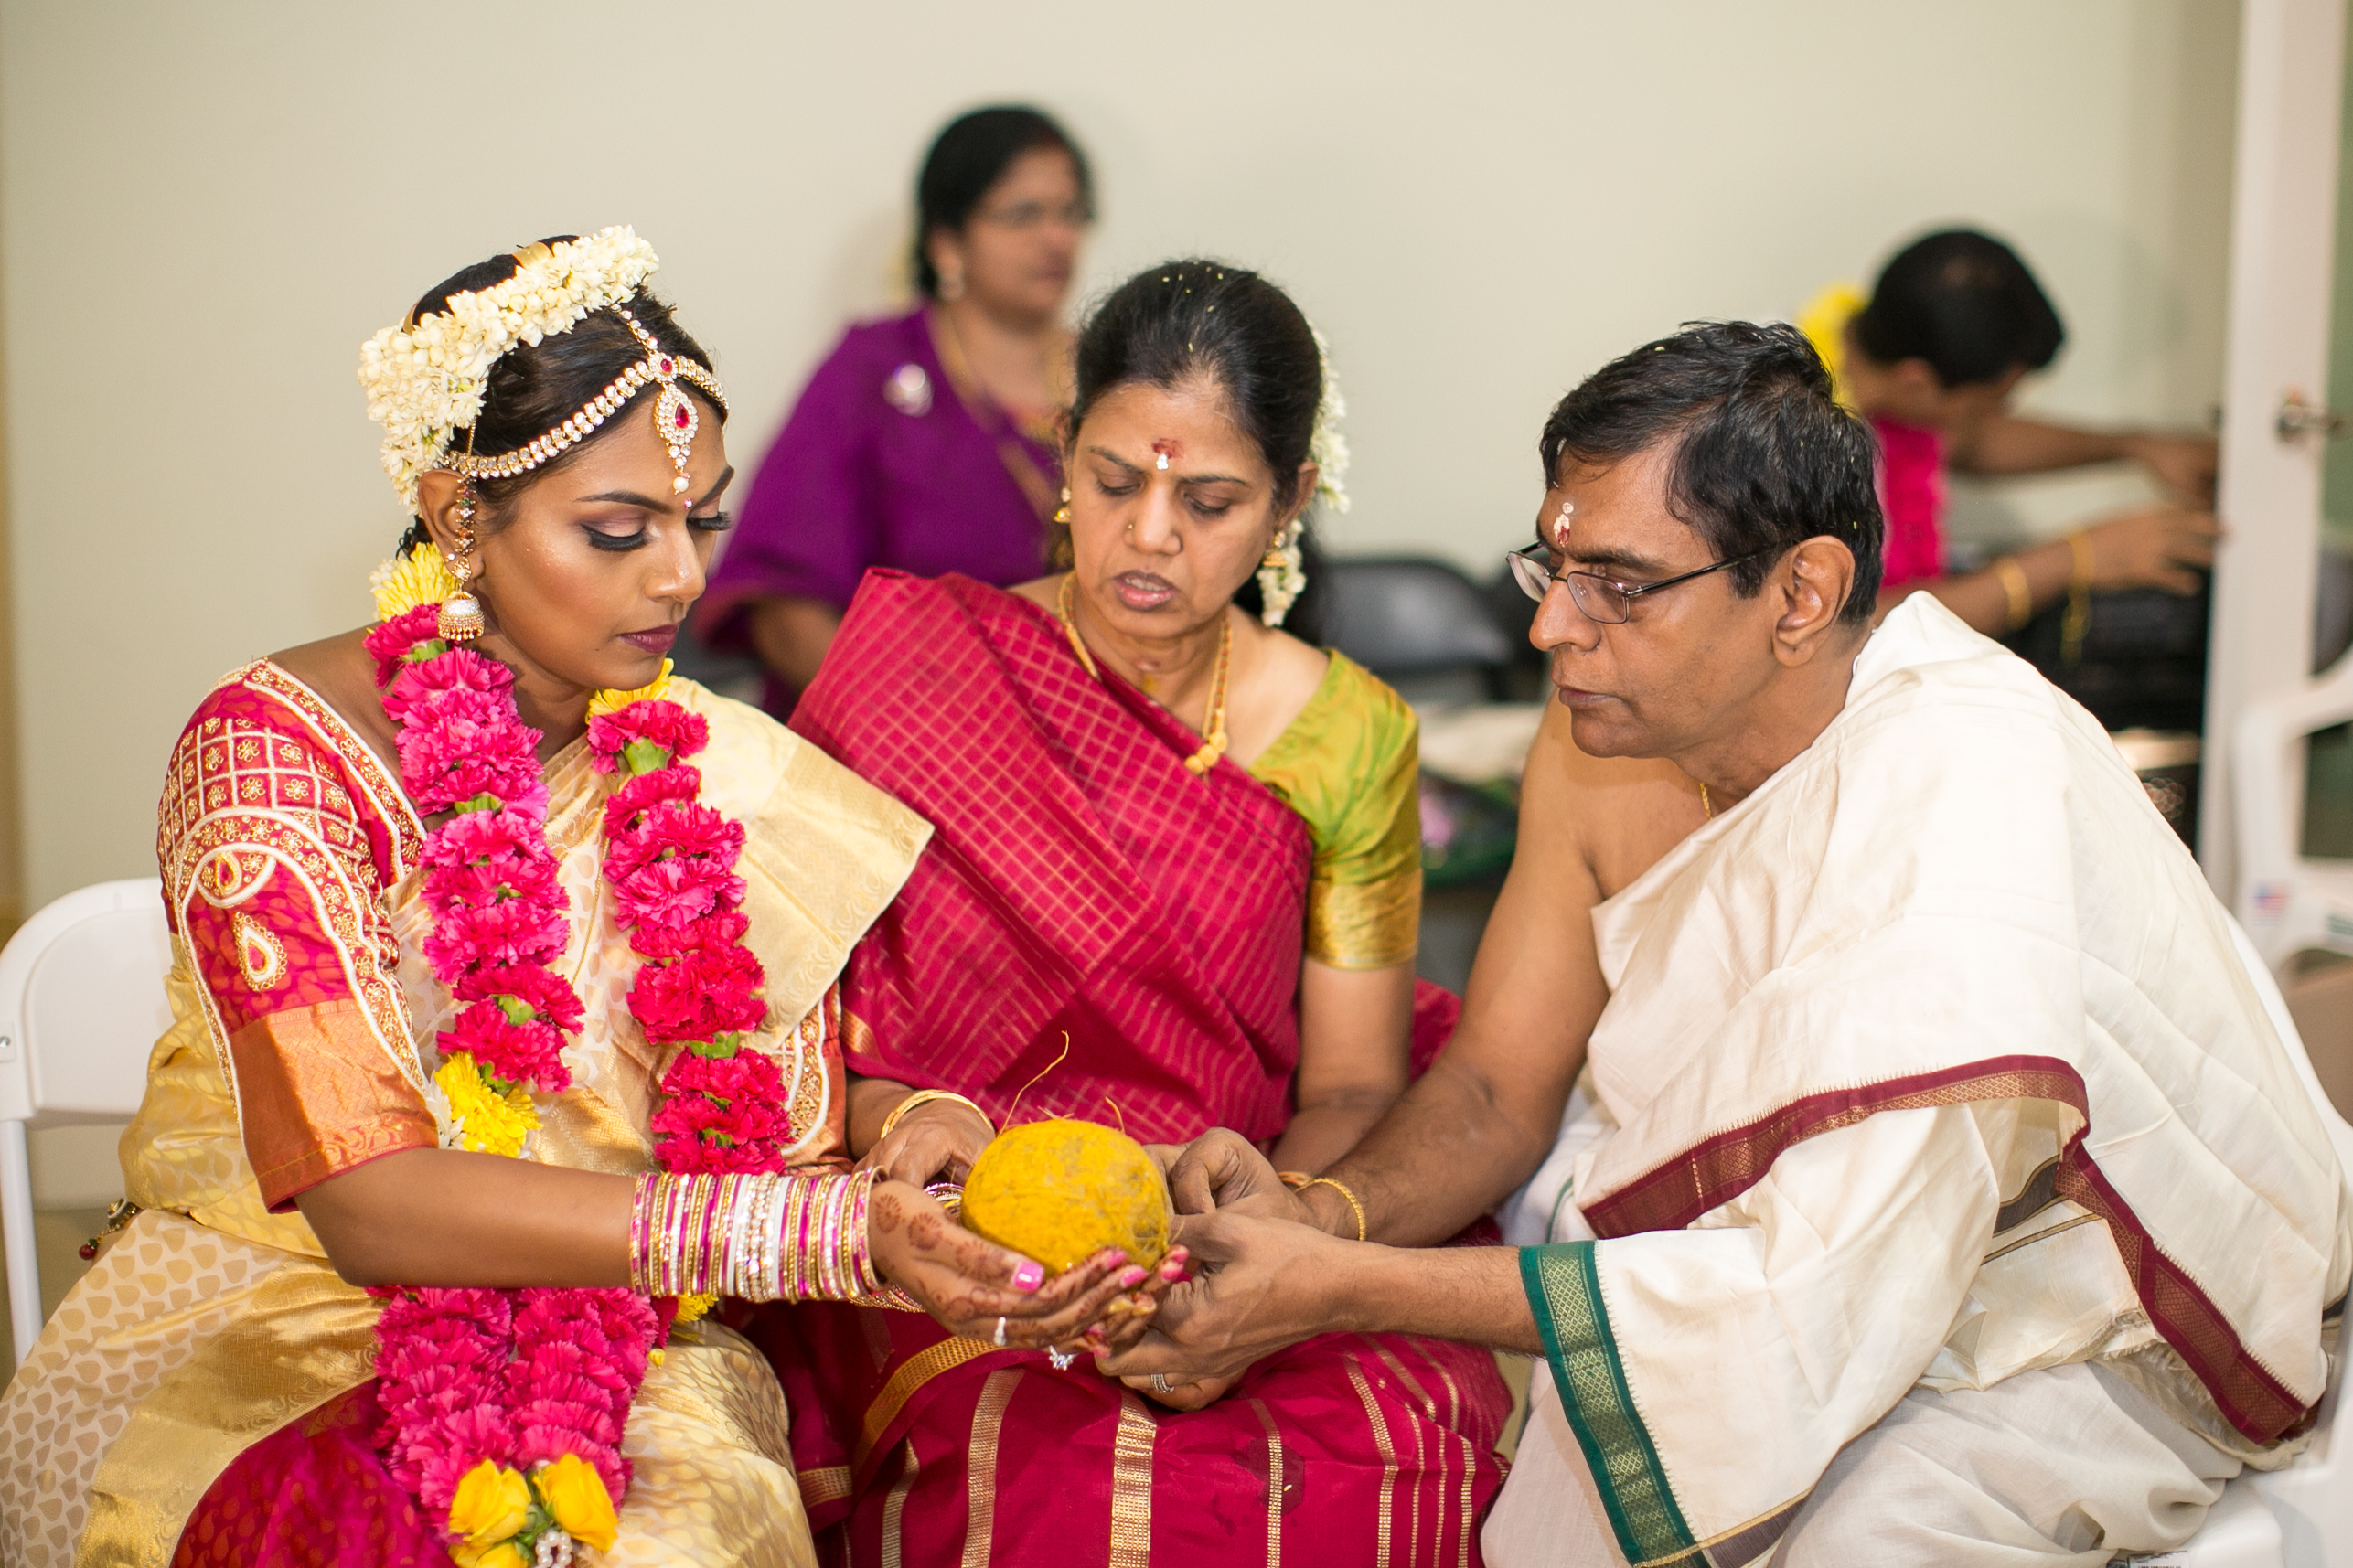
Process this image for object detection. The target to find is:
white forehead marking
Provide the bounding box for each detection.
[1156,453,1170,470]
[1553,499,1575,546]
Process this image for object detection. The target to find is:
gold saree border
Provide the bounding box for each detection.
[76,1260,380,1568]
[1343,1355,1398,1568]
[857,1335,996,1466]
[1248,1397,1286,1568]
[1107,1392,1156,1568]
[959,1368,1021,1568]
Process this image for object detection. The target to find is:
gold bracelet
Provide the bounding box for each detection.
[874,1088,995,1147]
[1992,556,2033,632]
[2062,531,2095,667]
[1299,1176,1367,1242]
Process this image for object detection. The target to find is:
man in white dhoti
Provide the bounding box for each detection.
[1106,321,2352,1565]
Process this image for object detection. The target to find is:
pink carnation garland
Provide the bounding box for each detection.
[361,609,666,1553]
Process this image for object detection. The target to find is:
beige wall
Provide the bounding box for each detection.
[1,0,2241,911]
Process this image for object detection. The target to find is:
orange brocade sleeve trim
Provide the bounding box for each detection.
[231,1000,438,1210]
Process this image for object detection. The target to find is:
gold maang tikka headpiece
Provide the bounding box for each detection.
[442,307,727,498]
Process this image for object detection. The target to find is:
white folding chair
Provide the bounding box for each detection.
[0,879,171,1367]
[2171,922,2353,1566]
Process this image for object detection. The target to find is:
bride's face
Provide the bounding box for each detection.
[1065,375,1311,640]
[415,397,733,700]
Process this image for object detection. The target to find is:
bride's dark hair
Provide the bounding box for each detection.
[1065,259,1329,637]
[395,237,723,547]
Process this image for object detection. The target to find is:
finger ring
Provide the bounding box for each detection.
[1150,1372,1174,1394]
[994,1317,1008,1348]
[1046,1346,1076,1371]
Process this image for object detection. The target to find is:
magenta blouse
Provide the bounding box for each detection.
[699,308,1057,711]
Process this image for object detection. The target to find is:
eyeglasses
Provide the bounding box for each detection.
[1507,541,1777,624]
[972,199,1096,232]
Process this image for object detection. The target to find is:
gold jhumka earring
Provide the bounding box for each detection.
[1054,486,1071,526]
[437,482,487,642]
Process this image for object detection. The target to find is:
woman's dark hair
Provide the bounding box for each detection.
[1066,259,1331,638]
[913,106,1091,299]
[1539,320,1884,625]
[394,236,722,546]
[1852,229,2064,389]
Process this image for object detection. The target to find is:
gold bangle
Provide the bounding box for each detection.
[874,1089,995,1147]
[1992,557,2033,632]
[2062,531,2095,667]
[1299,1176,1367,1242]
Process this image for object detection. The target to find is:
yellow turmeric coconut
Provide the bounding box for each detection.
[959,1119,1171,1275]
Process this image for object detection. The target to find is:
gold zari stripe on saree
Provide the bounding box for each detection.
[1345,1355,1398,1568]
[797,1466,853,1509]
[1108,1392,1158,1568]
[1306,871,1418,971]
[962,1369,1021,1568]
[1249,1397,1286,1567]
[881,1440,919,1568]
[859,1334,996,1464]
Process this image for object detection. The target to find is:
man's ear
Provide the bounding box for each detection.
[1771,537,1860,665]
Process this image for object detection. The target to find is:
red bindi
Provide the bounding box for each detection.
[1151,439,1180,471]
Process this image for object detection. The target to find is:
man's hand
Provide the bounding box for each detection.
[2081,507,2220,596]
[1163,1129,1312,1221]
[2121,432,2219,507]
[858,1096,993,1186]
[1097,1209,1350,1385]
[1120,1371,1239,1411]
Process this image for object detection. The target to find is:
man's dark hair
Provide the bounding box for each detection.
[1539,320,1884,625]
[1851,229,2064,389]
[912,105,1092,299]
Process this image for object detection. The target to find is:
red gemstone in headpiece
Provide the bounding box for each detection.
[673,405,690,430]
[658,357,676,375]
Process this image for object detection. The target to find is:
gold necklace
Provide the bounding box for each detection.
[1057,573,1231,774]
[1699,782,1714,820]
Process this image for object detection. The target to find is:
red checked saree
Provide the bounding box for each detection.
[756,571,1509,1568]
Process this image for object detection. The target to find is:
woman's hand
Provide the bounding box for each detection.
[859,1096,994,1186]
[868,1179,1185,1354]
[2081,507,2220,595]
[2121,432,2220,507]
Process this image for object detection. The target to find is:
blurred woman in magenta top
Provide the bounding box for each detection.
[701,105,1089,713]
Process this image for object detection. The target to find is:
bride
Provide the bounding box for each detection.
[0,230,1160,1568]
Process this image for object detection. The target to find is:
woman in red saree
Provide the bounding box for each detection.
[755,261,1511,1565]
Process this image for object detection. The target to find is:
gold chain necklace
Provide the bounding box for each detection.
[1057,573,1231,774]
[1699,782,1713,819]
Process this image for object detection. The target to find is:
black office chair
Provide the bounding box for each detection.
[1319,556,1515,708]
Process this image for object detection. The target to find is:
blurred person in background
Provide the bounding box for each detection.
[698,105,1089,715]
[1799,228,2222,634]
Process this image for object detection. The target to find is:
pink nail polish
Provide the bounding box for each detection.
[1011,1259,1045,1293]
[1118,1266,1148,1287]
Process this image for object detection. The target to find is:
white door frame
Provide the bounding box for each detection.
[2204,0,2348,930]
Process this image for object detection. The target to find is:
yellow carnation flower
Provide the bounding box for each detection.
[446,1460,532,1552]
[538,1452,621,1552]
[369,542,462,621]
[1794,281,1867,411]
[587,658,675,718]
[671,1291,717,1327]
[435,1053,539,1157]
[449,1542,528,1568]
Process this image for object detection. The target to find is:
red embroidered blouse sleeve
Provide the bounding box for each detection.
[157,665,436,1210]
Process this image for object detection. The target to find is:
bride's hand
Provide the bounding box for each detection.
[868,1179,1170,1350]
[858,1095,994,1186]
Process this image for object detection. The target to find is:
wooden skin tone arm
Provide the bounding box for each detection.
[1268,957,1415,1175]
[1295,704,1628,1245]
[744,595,844,692]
